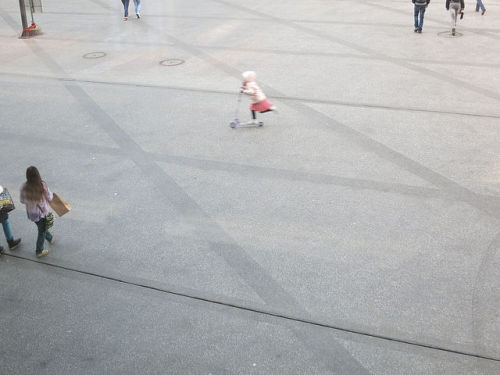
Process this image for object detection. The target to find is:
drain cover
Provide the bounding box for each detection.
[159,58,185,66]
[83,52,106,59]
[437,31,463,38]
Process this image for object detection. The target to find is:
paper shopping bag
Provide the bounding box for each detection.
[49,193,72,217]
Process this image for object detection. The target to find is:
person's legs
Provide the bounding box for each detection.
[35,218,46,254]
[414,5,419,29]
[450,6,457,30]
[419,5,426,31]
[134,0,141,14]
[44,229,53,244]
[2,218,13,242]
[477,0,485,12]
[121,0,130,17]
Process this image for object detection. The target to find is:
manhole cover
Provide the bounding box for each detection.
[83,52,106,59]
[437,31,463,38]
[159,58,185,66]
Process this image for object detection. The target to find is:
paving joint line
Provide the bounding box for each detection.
[4,252,500,364]
[1,71,499,121]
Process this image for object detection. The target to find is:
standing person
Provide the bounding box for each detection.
[20,167,55,258]
[413,0,430,33]
[0,185,21,254]
[121,0,130,21]
[446,0,464,36]
[476,0,486,15]
[133,0,141,18]
[240,71,277,125]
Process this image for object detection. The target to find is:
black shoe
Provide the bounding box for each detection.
[8,238,21,250]
[414,28,418,32]
[0,245,5,254]
[417,29,422,33]
[460,12,464,20]
[482,9,486,15]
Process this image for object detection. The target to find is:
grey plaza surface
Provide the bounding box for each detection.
[0,0,499,374]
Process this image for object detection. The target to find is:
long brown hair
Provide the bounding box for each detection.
[22,166,44,203]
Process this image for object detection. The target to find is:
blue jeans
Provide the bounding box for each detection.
[476,0,485,12]
[1,218,13,242]
[414,5,426,30]
[121,0,130,17]
[35,217,52,253]
[134,0,141,13]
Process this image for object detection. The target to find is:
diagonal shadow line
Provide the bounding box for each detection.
[4,130,500,206]
[3,71,500,120]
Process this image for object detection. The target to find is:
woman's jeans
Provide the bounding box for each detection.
[1,218,14,242]
[134,0,141,13]
[476,0,485,12]
[35,217,52,253]
[121,0,130,17]
[414,5,426,30]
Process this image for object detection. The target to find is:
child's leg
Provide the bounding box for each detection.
[251,110,256,119]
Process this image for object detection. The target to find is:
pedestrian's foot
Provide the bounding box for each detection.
[417,29,422,33]
[123,16,128,21]
[8,238,21,250]
[136,13,140,19]
[414,28,418,33]
[48,234,55,245]
[0,245,5,255]
[36,249,48,258]
[482,9,486,15]
[452,28,456,36]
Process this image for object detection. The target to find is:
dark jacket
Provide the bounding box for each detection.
[413,0,430,5]
[446,0,464,10]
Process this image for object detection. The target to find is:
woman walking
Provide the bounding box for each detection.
[0,185,21,254]
[20,167,55,258]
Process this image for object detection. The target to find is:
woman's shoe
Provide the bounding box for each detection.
[36,249,48,258]
[136,13,141,19]
[8,238,21,250]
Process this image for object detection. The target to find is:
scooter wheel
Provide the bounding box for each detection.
[230,121,237,128]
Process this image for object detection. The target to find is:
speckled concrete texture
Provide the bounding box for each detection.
[0,0,499,374]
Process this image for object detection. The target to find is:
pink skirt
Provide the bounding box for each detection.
[250,98,273,112]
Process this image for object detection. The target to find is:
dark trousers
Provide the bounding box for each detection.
[414,5,426,30]
[35,217,52,253]
[121,0,130,17]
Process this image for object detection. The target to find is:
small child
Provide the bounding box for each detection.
[240,71,277,125]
